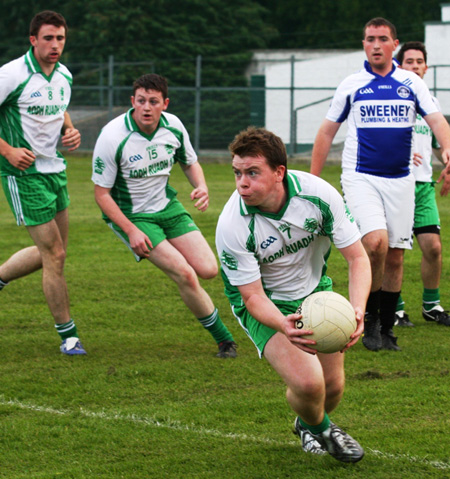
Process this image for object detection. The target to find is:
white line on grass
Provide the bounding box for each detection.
[1,395,449,471]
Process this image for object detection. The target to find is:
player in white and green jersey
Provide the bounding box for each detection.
[0,11,85,355]
[396,41,450,327]
[92,73,237,358]
[216,127,371,463]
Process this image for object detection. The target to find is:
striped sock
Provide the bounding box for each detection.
[423,288,440,312]
[0,277,9,290]
[197,308,234,344]
[55,319,79,340]
[396,294,405,313]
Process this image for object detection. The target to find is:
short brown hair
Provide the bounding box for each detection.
[363,17,397,40]
[229,127,287,172]
[29,11,67,37]
[132,74,168,99]
[396,41,427,65]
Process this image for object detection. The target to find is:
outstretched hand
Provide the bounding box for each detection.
[341,306,365,352]
[61,127,81,152]
[190,187,209,212]
[283,313,318,355]
[128,227,153,259]
[437,155,450,196]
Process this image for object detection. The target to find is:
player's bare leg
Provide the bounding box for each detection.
[417,233,441,289]
[0,246,41,282]
[318,352,345,414]
[0,209,69,284]
[362,229,388,291]
[169,230,218,280]
[26,216,71,325]
[416,232,450,325]
[148,238,236,352]
[148,238,214,317]
[264,333,328,424]
[2,208,84,353]
[265,333,363,462]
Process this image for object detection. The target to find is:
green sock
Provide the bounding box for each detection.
[396,294,405,313]
[55,319,79,340]
[0,277,8,290]
[197,308,234,344]
[423,288,440,312]
[299,412,330,435]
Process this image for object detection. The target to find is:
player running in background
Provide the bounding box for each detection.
[216,127,370,462]
[91,73,237,358]
[395,41,450,327]
[0,11,85,355]
[311,18,450,351]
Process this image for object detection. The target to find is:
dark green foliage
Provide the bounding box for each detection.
[258,0,443,49]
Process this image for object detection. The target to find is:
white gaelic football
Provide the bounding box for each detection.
[295,291,356,354]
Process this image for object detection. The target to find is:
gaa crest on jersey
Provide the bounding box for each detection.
[303,218,318,233]
[261,236,277,249]
[94,157,106,175]
[221,251,238,270]
[164,144,174,155]
[397,85,410,99]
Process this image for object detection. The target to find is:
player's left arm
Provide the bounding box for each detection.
[424,112,450,195]
[180,161,209,212]
[337,240,371,350]
[431,146,450,196]
[61,112,81,152]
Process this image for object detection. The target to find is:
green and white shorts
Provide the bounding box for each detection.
[414,181,440,234]
[1,171,69,226]
[230,277,333,358]
[107,197,199,262]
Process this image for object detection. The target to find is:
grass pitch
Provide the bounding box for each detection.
[0,158,449,478]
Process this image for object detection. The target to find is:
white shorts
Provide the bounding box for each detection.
[341,170,415,249]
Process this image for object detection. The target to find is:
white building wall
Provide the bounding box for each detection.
[264,51,365,146]
[424,4,450,114]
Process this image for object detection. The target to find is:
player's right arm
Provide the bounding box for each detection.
[0,137,35,171]
[337,240,371,350]
[0,61,36,170]
[310,119,341,176]
[237,280,317,354]
[94,185,153,258]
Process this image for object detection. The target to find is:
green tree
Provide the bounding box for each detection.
[259,0,443,49]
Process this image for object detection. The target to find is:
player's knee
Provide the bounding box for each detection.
[42,246,66,273]
[289,377,324,403]
[196,261,218,280]
[425,240,442,261]
[385,251,403,271]
[175,264,200,289]
[363,234,388,260]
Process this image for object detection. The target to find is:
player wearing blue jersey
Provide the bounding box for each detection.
[92,73,237,358]
[217,127,371,462]
[0,11,85,355]
[311,18,450,351]
[395,41,450,327]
